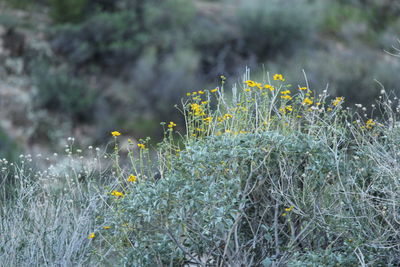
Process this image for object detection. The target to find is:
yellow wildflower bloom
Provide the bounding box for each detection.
[223,113,233,120]
[302,98,313,105]
[103,226,111,230]
[273,74,285,81]
[281,95,292,100]
[264,84,275,91]
[198,90,205,95]
[88,232,95,239]
[245,80,256,87]
[211,88,218,93]
[168,121,177,128]
[366,119,376,129]
[284,206,294,212]
[332,97,344,107]
[111,190,124,197]
[137,143,146,149]
[127,174,137,182]
[203,117,213,124]
[286,105,293,112]
[255,82,263,89]
[280,90,291,95]
[186,92,191,96]
[298,86,307,90]
[111,131,121,137]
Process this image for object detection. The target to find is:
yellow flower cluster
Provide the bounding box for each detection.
[137,143,146,149]
[191,103,206,116]
[244,80,276,91]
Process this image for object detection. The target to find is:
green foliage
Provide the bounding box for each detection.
[0,128,18,162]
[236,0,319,57]
[32,61,96,121]
[96,72,400,265]
[49,0,88,24]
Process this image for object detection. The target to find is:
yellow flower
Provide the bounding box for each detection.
[264,84,274,91]
[302,97,313,105]
[286,105,293,112]
[223,113,233,120]
[281,95,292,100]
[203,117,213,124]
[127,174,137,182]
[198,90,205,95]
[332,97,344,107]
[211,88,218,93]
[88,232,95,239]
[103,226,111,230]
[284,206,294,212]
[245,88,251,92]
[366,119,376,129]
[245,80,256,87]
[111,131,121,137]
[255,82,263,89]
[111,190,124,197]
[186,92,191,96]
[280,90,291,95]
[168,121,177,128]
[137,143,146,149]
[273,74,285,81]
[298,86,307,90]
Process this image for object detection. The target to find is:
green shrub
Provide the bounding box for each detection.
[49,0,88,24]
[236,0,319,57]
[96,72,400,265]
[32,61,96,121]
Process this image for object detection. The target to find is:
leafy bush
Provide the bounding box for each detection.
[236,0,319,57]
[51,0,195,68]
[32,61,96,121]
[49,0,88,24]
[96,73,400,265]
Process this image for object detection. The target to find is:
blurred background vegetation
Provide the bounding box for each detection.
[1,0,400,156]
